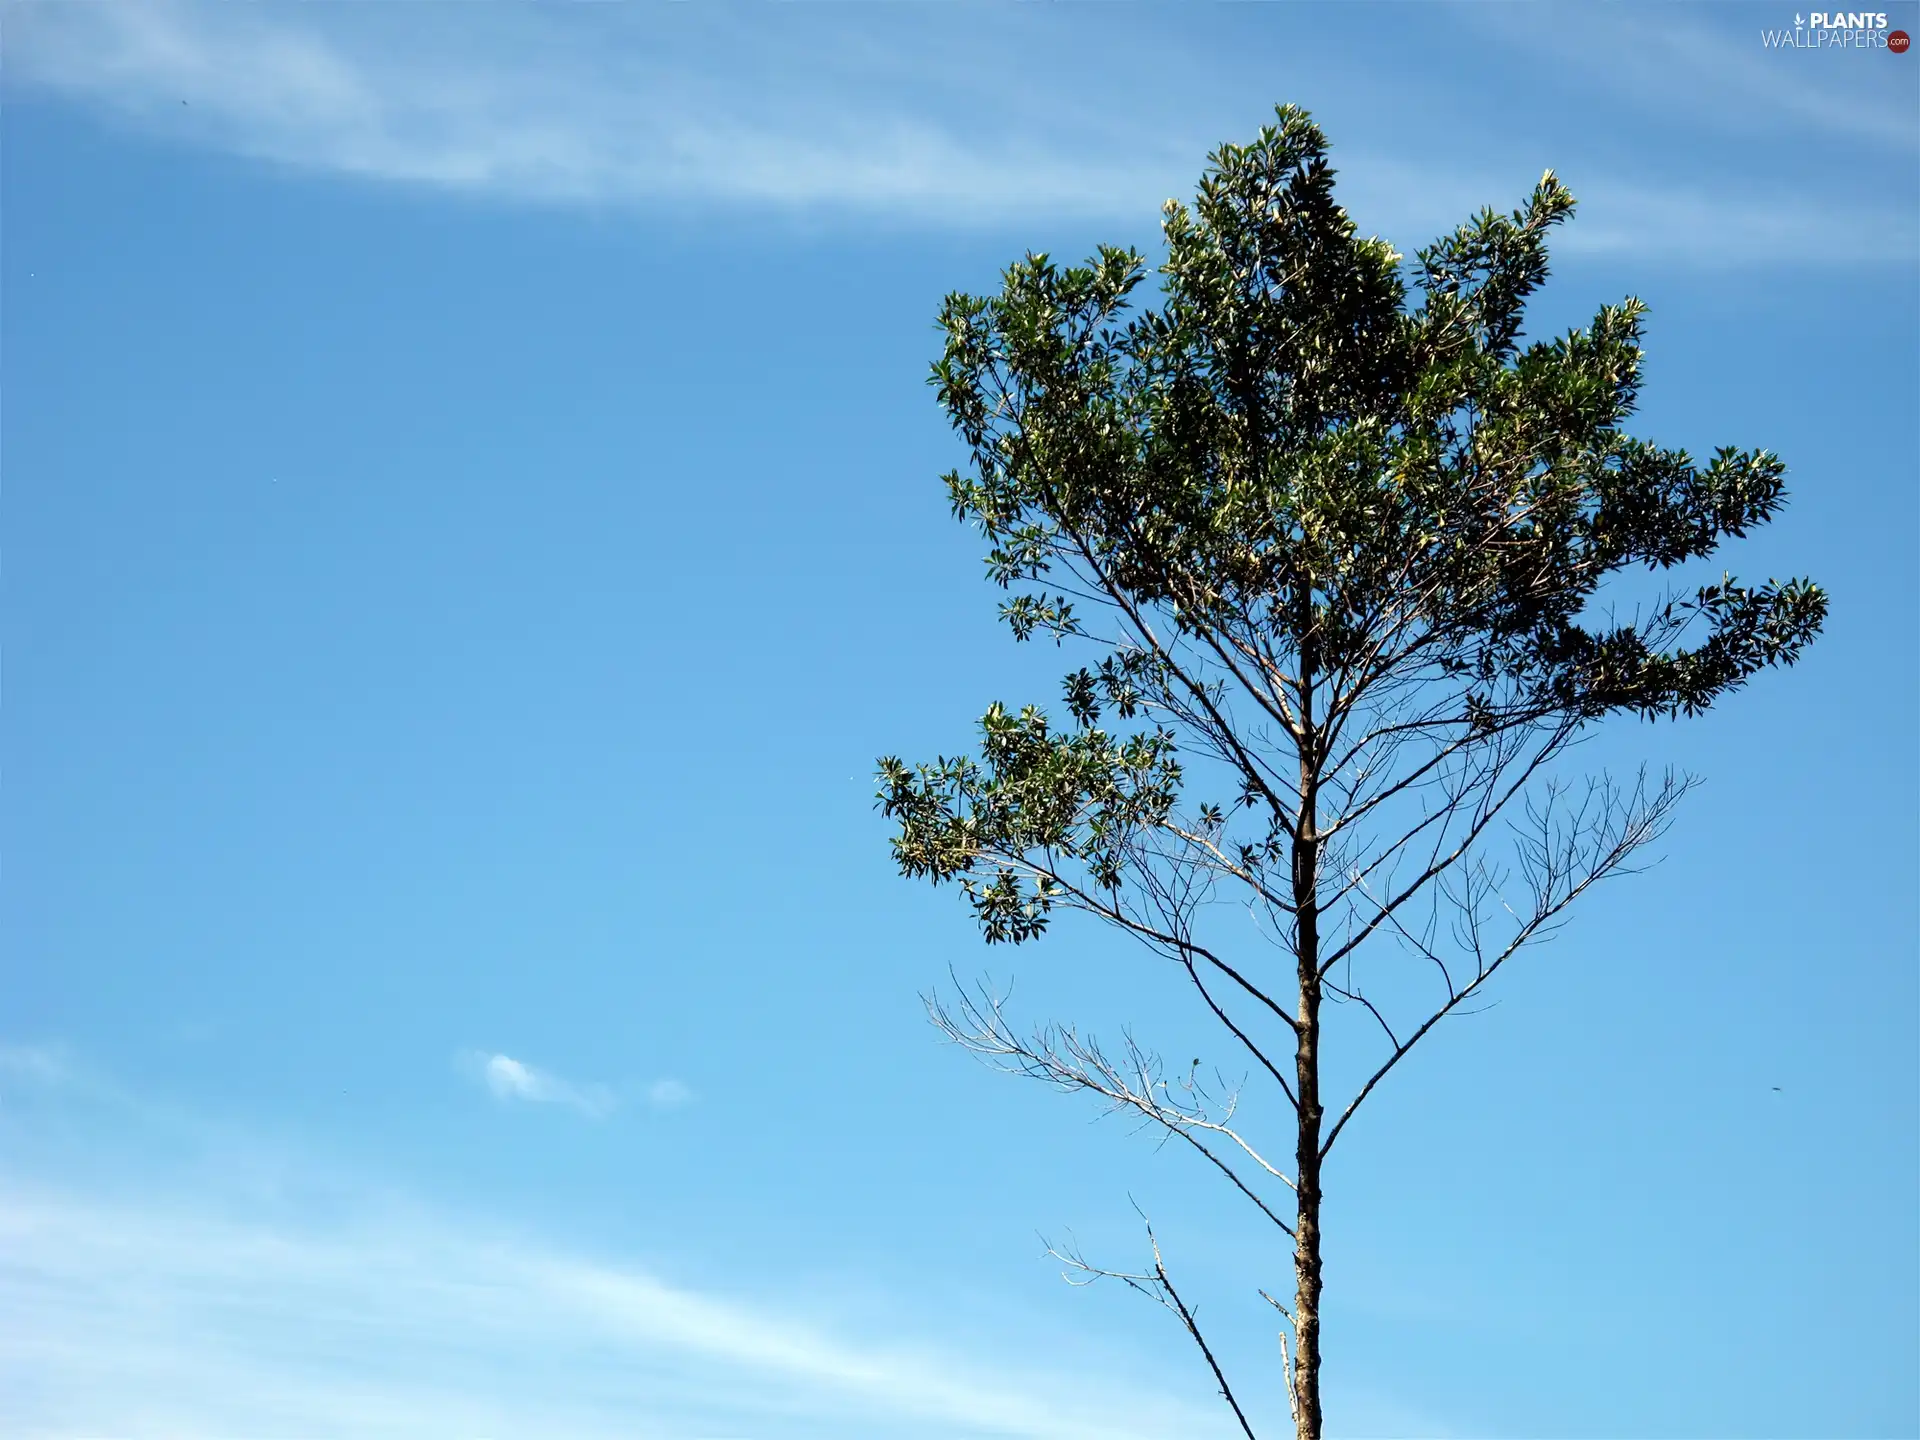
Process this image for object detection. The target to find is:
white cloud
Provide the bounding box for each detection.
[0,1180,1224,1439]
[1310,155,1917,270]
[466,1055,693,1116]
[645,1077,694,1111]
[466,1052,616,1118]
[8,0,1908,265]
[0,1056,1452,1437]
[2,1,1193,226]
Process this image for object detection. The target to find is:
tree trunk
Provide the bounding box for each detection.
[1292,606,1325,1439]
[1292,851,1324,1440]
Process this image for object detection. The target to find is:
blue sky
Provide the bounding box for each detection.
[2,3,1915,1436]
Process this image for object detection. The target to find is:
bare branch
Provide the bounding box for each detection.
[931,980,1298,1236]
[973,850,1304,1038]
[1318,718,1578,975]
[1260,1289,1301,1428]
[1047,1215,1262,1440]
[1320,768,1693,1159]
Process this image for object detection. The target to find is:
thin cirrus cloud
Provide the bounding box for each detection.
[0,1057,1224,1438]
[6,0,1912,265]
[1,0,1195,225]
[0,1180,1223,1440]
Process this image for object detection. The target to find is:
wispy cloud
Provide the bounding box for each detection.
[464,1051,617,1118]
[3,1,1192,225]
[0,1179,1222,1439]
[1307,157,1917,268]
[1475,4,1920,153]
[0,1042,72,1087]
[460,1052,692,1117]
[8,0,1909,266]
[0,1043,1226,1436]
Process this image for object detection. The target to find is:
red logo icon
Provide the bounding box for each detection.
[1891,29,1912,52]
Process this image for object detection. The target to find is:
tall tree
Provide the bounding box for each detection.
[879,106,1824,1438]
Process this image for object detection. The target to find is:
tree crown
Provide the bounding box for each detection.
[883,104,1824,949]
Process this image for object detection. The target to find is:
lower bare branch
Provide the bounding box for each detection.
[1261,1290,1301,1429]
[1048,1217,1262,1440]
[931,977,1298,1235]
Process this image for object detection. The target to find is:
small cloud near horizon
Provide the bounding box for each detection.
[644,1078,693,1111]
[463,1051,616,1118]
[460,1052,692,1117]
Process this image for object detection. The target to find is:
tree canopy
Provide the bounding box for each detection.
[880,105,1825,1439]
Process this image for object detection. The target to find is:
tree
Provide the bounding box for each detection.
[878,106,1825,1439]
